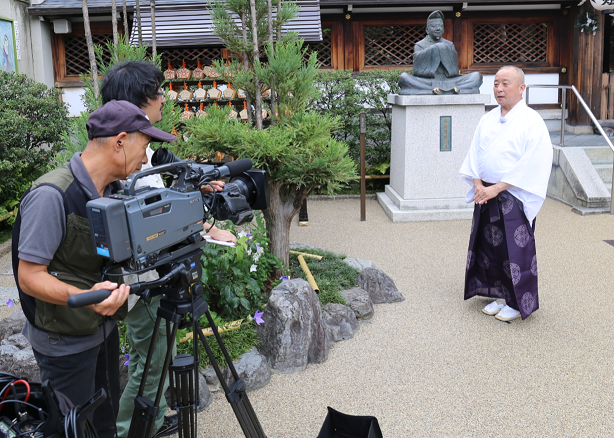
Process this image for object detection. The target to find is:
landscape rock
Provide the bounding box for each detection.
[322,304,359,341]
[358,267,405,304]
[119,356,129,395]
[222,347,271,391]
[340,288,374,319]
[342,257,376,272]
[201,366,220,391]
[256,279,330,373]
[0,328,38,382]
[0,309,26,344]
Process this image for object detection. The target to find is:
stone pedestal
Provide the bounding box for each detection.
[378,93,490,222]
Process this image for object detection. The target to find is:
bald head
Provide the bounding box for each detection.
[494,66,527,116]
[497,66,525,86]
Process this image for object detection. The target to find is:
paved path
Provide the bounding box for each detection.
[196,197,614,437]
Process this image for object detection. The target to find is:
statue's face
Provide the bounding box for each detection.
[427,19,444,41]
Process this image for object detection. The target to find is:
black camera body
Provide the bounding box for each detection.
[86,149,269,270]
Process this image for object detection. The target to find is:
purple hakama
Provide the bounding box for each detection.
[464,190,538,319]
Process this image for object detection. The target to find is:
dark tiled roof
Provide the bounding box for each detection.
[28,0,206,16]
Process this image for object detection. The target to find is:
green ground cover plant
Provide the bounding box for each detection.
[289,248,360,306]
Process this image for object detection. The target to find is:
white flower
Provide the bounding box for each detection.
[253,253,261,262]
[238,231,248,238]
[250,264,257,272]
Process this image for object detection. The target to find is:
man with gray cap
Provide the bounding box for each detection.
[12,100,176,438]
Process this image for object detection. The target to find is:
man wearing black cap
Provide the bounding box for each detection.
[12,100,176,438]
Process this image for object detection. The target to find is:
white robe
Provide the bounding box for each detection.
[459,99,553,223]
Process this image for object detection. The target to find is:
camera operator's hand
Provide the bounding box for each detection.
[201,180,225,194]
[204,223,237,243]
[86,281,130,316]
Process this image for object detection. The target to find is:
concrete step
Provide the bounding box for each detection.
[594,163,613,184]
[583,146,614,165]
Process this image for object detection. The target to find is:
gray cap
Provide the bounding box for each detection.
[428,10,445,21]
[86,100,176,143]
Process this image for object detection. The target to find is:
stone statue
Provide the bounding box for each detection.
[398,10,482,95]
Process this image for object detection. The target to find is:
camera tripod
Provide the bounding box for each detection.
[123,249,267,438]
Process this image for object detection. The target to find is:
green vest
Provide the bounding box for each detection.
[22,164,127,336]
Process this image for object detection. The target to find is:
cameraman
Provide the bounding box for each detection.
[101,60,236,438]
[12,100,175,438]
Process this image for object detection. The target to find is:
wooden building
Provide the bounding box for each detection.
[27,0,612,127]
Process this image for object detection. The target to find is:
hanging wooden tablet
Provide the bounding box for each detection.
[197,102,208,117]
[179,82,193,101]
[181,103,194,121]
[208,81,222,100]
[164,62,176,80]
[193,60,205,80]
[166,83,178,101]
[223,82,237,100]
[194,82,207,100]
[262,88,271,99]
[238,89,247,99]
[176,60,192,80]
[228,102,238,120]
[239,101,249,121]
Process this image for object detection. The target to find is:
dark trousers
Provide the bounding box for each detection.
[32,325,120,438]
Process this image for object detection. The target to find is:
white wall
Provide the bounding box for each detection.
[479,73,560,105]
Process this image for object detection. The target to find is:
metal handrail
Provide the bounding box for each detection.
[526,84,614,214]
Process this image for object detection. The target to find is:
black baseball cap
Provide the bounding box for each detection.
[86,100,176,143]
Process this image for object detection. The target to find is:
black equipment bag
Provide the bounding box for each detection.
[317,406,383,438]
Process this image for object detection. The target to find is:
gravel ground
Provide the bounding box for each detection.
[194,197,614,438]
[3,196,614,437]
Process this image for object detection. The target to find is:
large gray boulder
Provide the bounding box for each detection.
[222,347,271,391]
[340,288,374,319]
[358,268,405,304]
[256,279,330,373]
[322,304,359,341]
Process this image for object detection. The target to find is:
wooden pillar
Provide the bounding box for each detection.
[568,4,606,126]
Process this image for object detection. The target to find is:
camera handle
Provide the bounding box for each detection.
[123,161,193,196]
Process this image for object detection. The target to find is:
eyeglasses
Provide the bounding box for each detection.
[151,91,165,99]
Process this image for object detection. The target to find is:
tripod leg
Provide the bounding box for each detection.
[195,323,267,438]
[128,320,180,438]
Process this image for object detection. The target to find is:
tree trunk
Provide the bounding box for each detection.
[122,0,129,37]
[267,0,276,125]
[249,0,263,130]
[276,0,282,41]
[82,0,99,101]
[150,0,156,56]
[111,0,118,61]
[240,9,253,123]
[135,0,143,46]
[263,180,310,270]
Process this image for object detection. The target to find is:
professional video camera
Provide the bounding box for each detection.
[86,148,269,271]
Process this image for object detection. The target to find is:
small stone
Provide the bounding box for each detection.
[0,345,19,355]
[358,268,405,304]
[342,258,376,272]
[340,288,374,319]
[222,347,271,391]
[322,304,359,341]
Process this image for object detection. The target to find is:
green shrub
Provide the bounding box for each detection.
[310,69,411,174]
[0,71,69,223]
[200,213,285,318]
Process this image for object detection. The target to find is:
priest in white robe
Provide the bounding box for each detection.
[459,66,553,321]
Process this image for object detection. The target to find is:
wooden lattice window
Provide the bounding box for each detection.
[305,27,332,68]
[473,23,548,64]
[64,34,112,76]
[364,25,424,67]
[160,47,223,69]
